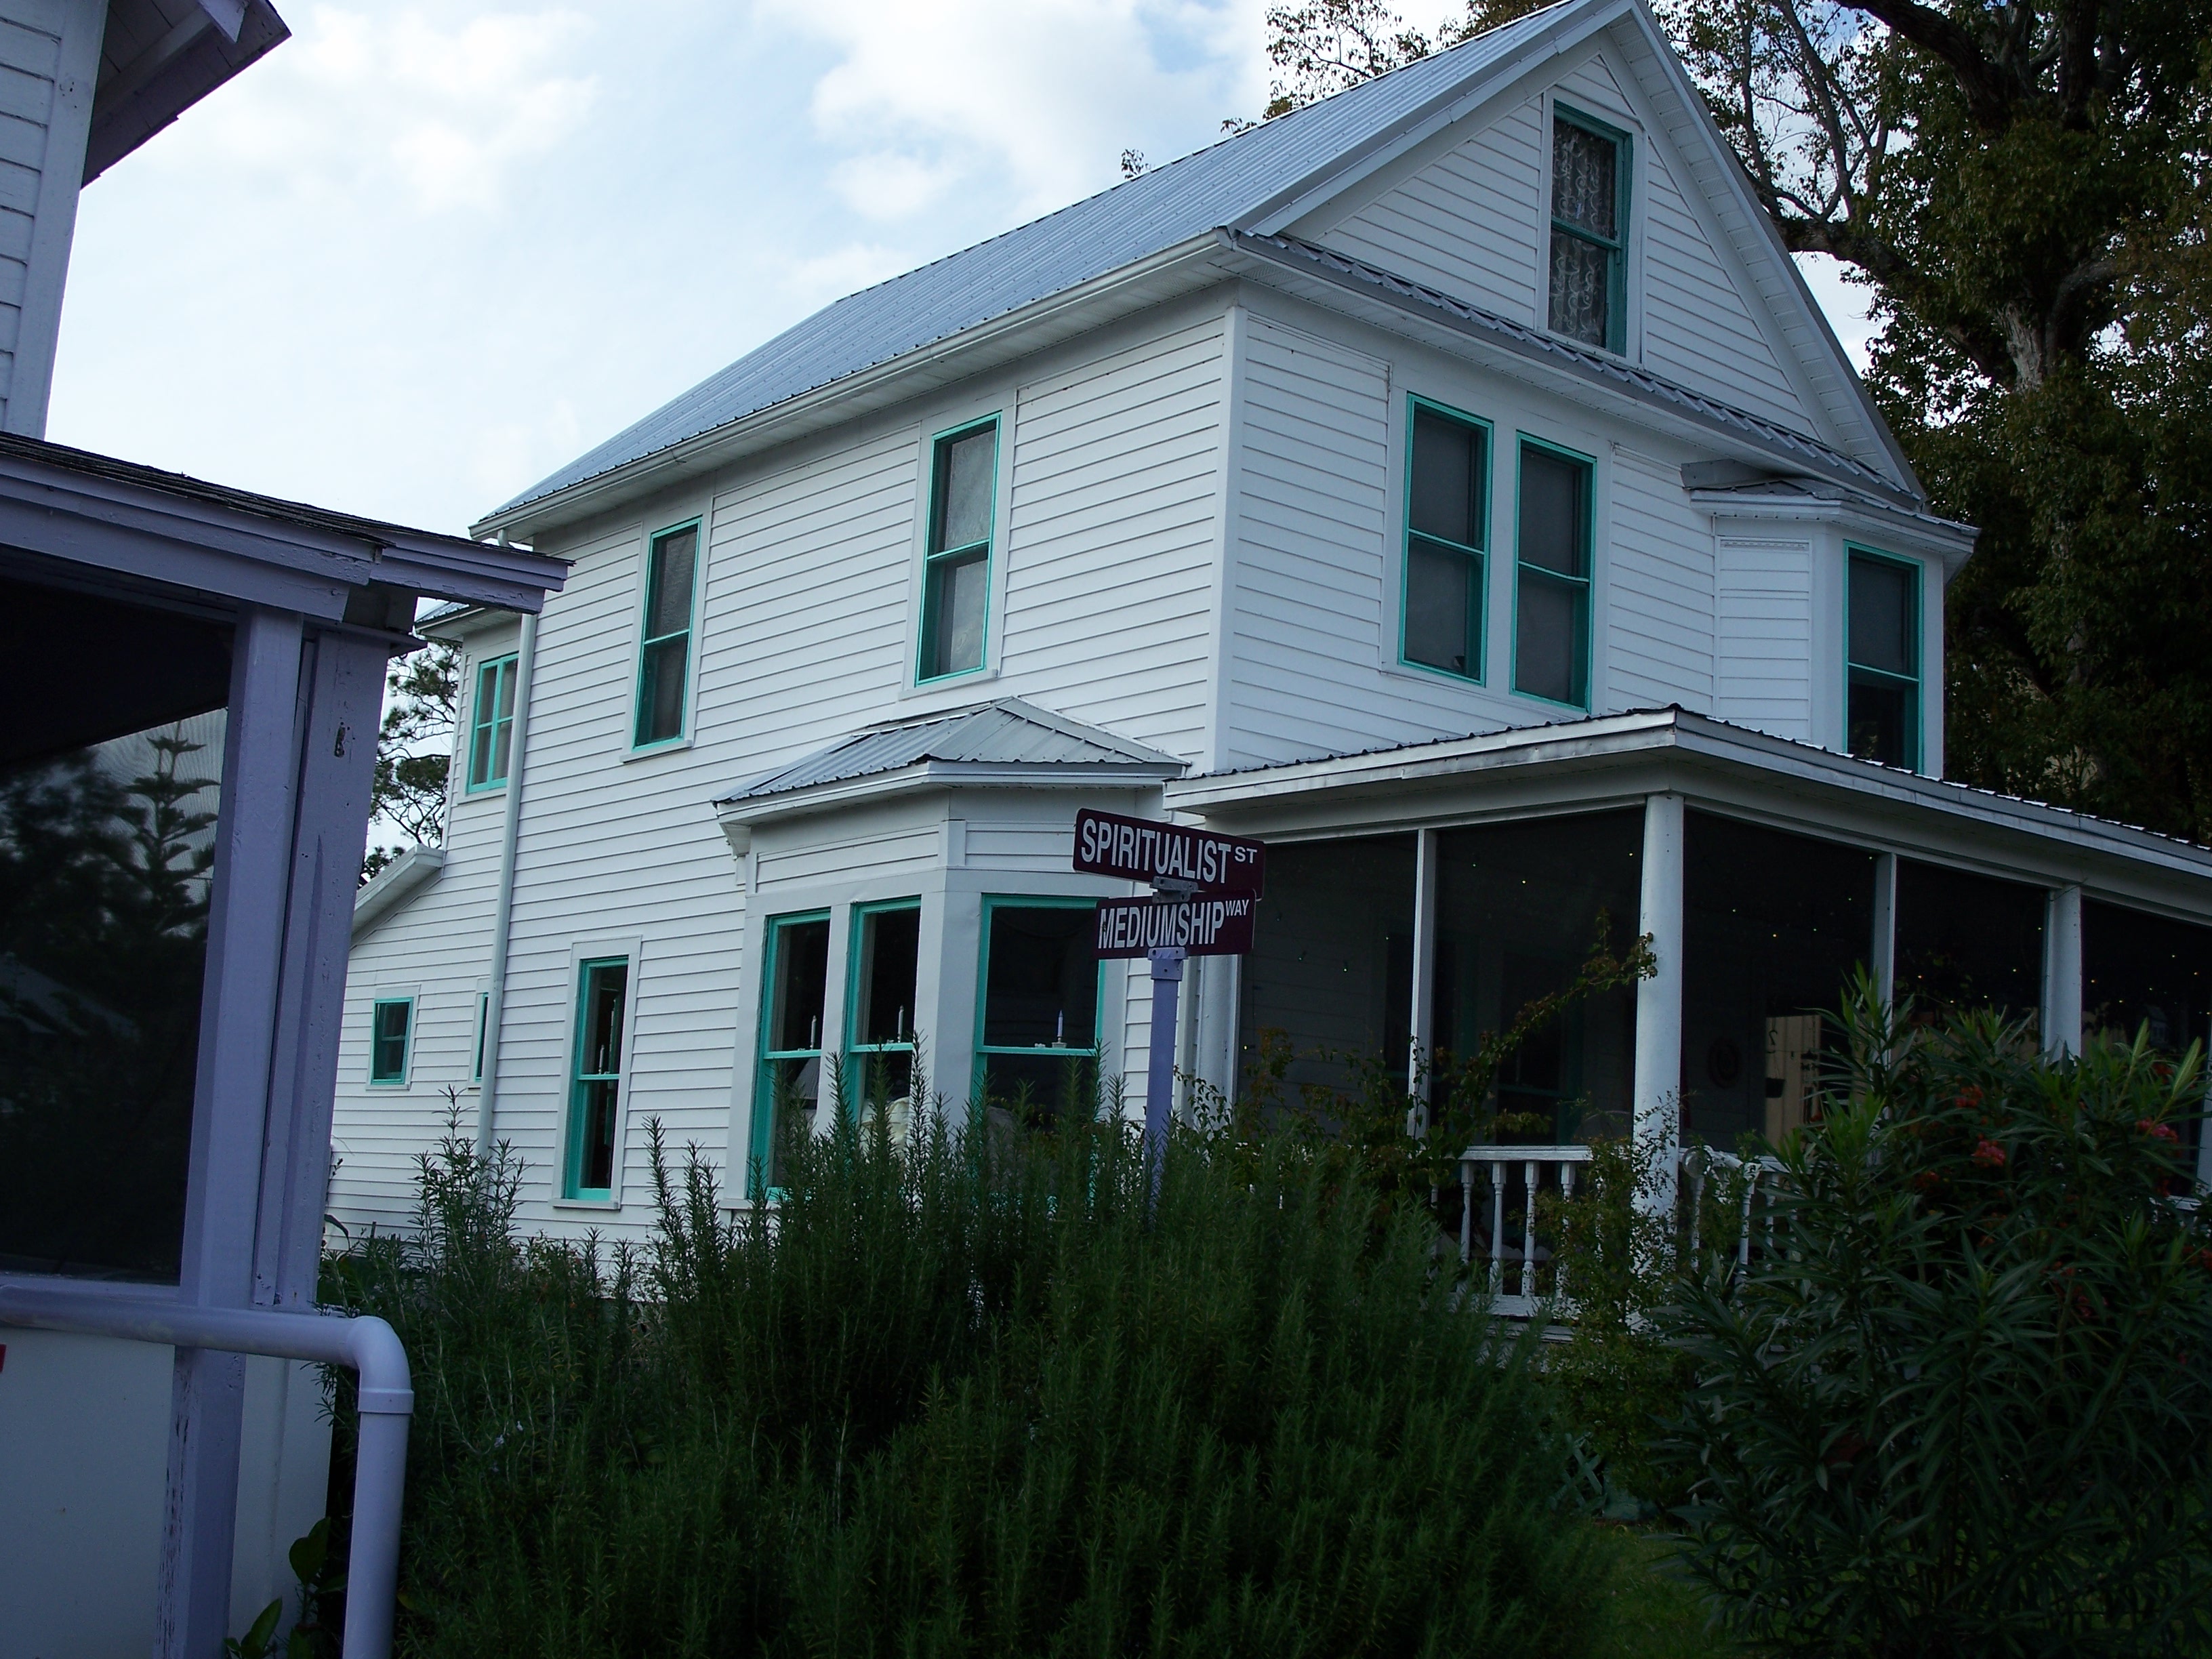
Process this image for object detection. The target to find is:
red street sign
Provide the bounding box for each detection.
[1073,808,1265,895]
[1094,895,1256,958]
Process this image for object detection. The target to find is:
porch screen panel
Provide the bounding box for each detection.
[2084,900,2212,1160]
[1681,813,1875,1149]
[1895,859,2044,1029]
[1238,834,1416,1105]
[1432,811,1640,1142]
[0,575,232,1282]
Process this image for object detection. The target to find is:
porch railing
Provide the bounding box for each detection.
[1458,1145,1591,1317]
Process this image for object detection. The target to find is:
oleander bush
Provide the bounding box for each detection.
[1654,998,2212,1656]
[323,1100,1624,1658]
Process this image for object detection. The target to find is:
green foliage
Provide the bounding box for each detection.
[364,642,458,884]
[224,1517,345,1658]
[323,1105,1622,1657]
[1654,999,2212,1654]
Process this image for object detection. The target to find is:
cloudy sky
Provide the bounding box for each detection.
[49,0,1875,539]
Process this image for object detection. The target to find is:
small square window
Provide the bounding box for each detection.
[369,998,413,1086]
[634,525,699,747]
[975,899,1100,1127]
[466,654,518,790]
[567,959,629,1197]
[1548,112,1629,352]
[918,420,998,680]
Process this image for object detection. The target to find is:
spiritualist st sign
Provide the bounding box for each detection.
[1072,807,1265,896]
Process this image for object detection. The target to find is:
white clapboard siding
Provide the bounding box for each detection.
[0,0,99,436]
[1552,55,1809,434]
[998,316,1225,760]
[1715,535,1814,741]
[1320,97,1544,324]
[1605,447,1714,711]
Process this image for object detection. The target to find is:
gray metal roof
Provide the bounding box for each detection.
[718,698,1185,805]
[495,1,1580,519]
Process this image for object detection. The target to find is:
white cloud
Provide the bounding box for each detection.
[829,152,962,220]
[138,5,600,213]
[1793,251,1881,372]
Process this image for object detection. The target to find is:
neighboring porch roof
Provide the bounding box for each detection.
[715,698,1185,834]
[1165,710,2212,922]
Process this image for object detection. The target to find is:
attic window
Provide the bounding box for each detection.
[1548,110,1628,352]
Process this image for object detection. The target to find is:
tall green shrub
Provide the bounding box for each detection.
[326,1106,1620,1658]
[1655,1004,2212,1655]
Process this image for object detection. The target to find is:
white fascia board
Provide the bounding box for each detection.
[471,236,1235,544]
[716,760,1188,831]
[1165,712,2212,910]
[1244,0,1631,237]
[351,845,444,939]
[1694,489,1978,573]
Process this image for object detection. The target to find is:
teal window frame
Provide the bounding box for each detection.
[632,520,701,750]
[1845,545,1923,771]
[1510,436,1596,711]
[972,895,1103,1111]
[916,416,1000,683]
[845,898,922,1110]
[367,996,413,1086]
[1399,395,1492,683]
[752,909,832,1195]
[564,957,630,1199]
[1547,104,1631,355]
[465,652,518,792]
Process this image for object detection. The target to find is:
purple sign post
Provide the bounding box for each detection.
[1076,808,1265,1195]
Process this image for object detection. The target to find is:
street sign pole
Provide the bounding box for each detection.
[1144,946,1185,1199]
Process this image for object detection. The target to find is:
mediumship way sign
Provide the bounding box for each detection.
[1073,807,1265,896]
[1093,893,1256,960]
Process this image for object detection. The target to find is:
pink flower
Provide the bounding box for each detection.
[1973,1139,2007,1169]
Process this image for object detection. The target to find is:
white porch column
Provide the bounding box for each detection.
[1633,794,1685,1217]
[1408,828,1439,1118]
[1871,851,1899,1007]
[2043,884,2084,1058]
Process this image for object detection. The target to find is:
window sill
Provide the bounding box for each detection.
[899,664,999,702]
[1380,654,1488,693]
[550,1197,623,1212]
[461,781,509,800]
[622,734,695,762]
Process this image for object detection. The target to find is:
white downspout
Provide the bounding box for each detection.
[475,609,537,1159]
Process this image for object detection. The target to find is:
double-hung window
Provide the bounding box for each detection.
[466,653,518,791]
[753,912,830,1191]
[1548,110,1629,353]
[634,523,699,747]
[1513,441,1595,708]
[1847,549,1921,769]
[368,996,413,1086]
[917,418,998,681]
[1401,399,1490,680]
[848,901,920,1111]
[566,958,629,1197]
[975,897,1100,1126]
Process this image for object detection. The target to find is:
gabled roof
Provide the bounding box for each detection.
[489,0,1586,525]
[716,697,1184,821]
[89,1,290,184]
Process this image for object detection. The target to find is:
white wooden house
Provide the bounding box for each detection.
[336,0,2212,1242]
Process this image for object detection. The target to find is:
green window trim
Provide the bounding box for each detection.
[633,520,701,750]
[1509,436,1596,711]
[1845,545,1924,772]
[752,910,832,1197]
[846,899,922,1111]
[916,416,1000,683]
[565,957,630,1199]
[1399,395,1492,684]
[1548,104,1631,355]
[465,653,518,792]
[367,996,413,1086]
[972,895,1104,1114]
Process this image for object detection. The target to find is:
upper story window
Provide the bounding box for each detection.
[918,417,998,681]
[466,653,518,791]
[1549,110,1629,353]
[634,523,699,747]
[1847,549,1921,769]
[1401,398,1490,682]
[1513,439,1594,709]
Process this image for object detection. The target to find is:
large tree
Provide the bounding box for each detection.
[1258,0,2212,837]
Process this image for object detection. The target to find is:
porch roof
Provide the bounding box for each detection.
[1164,709,2212,921]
